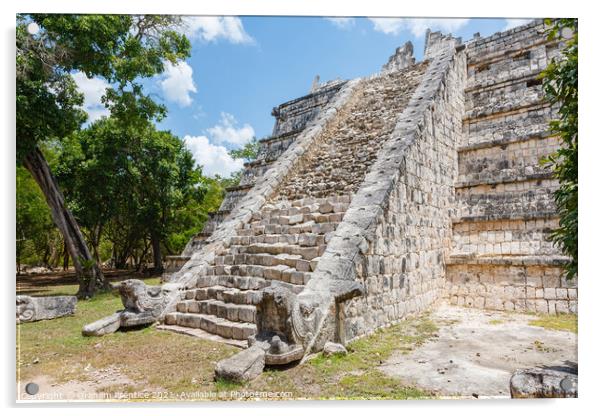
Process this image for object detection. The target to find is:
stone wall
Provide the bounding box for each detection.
[334,40,466,342]
[271,80,346,136]
[446,260,577,314]
[446,19,576,314]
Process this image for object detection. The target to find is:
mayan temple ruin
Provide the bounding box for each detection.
[83,19,577,381]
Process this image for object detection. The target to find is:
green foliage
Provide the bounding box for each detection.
[529,313,577,333]
[16,14,196,272]
[229,138,260,162]
[15,14,255,272]
[16,166,59,269]
[17,14,191,162]
[166,174,227,253]
[541,19,578,279]
[56,118,206,265]
[227,138,260,186]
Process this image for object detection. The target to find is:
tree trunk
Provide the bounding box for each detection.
[151,232,164,273]
[23,146,109,298]
[135,239,150,272]
[42,244,51,269]
[62,241,69,271]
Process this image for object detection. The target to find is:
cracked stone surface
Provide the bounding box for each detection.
[379,305,576,398]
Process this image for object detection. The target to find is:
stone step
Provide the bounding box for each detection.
[236,221,339,237]
[230,242,326,260]
[209,264,313,285]
[196,275,270,291]
[229,233,327,247]
[183,286,263,305]
[196,275,305,293]
[258,195,351,212]
[214,252,319,274]
[164,312,256,340]
[252,211,345,227]
[253,205,347,221]
[252,201,349,221]
[176,299,257,323]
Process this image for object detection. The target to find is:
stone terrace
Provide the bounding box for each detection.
[446,21,576,314]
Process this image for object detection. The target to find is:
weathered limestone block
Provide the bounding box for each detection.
[82,312,121,336]
[16,295,77,323]
[214,345,266,383]
[510,367,577,398]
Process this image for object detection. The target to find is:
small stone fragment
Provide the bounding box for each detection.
[323,342,348,357]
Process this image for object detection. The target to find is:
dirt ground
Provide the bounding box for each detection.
[17,367,142,401]
[16,269,147,295]
[379,305,577,398]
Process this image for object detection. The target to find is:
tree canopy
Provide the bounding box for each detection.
[16,14,193,296]
[56,118,206,270]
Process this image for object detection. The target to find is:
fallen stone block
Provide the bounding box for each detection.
[82,312,121,336]
[510,366,577,398]
[16,295,77,323]
[215,345,266,383]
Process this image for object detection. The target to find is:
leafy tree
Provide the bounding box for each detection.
[131,124,204,272]
[165,175,225,254]
[57,118,205,273]
[16,14,190,297]
[229,138,260,162]
[227,138,260,186]
[541,19,578,279]
[16,166,57,272]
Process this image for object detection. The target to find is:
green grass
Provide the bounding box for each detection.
[529,313,577,333]
[488,319,505,325]
[17,277,436,400]
[296,314,437,399]
[214,377,244,392]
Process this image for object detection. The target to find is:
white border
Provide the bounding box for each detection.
[2,1,599,415]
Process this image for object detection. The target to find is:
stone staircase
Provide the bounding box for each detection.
[164,195,350,340]
[162,60,429,341]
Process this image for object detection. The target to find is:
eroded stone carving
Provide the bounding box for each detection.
[16,295,77,323]
[510,366,578,398]
[82,279,179,336]
[229,278,364,365]
[216,278,364,377]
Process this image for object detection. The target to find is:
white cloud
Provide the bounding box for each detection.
[181,16,254,44]
[158,60,197,107]
[504,19,533,31]
[71,72,111,123]
[325,17,355,29]
[207,112,255,146]
[183,112,255,177]
[183,134,245,177]
[368,18,469,37]
[369,18,407,35]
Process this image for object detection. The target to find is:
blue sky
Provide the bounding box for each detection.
[73,16,533,177]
